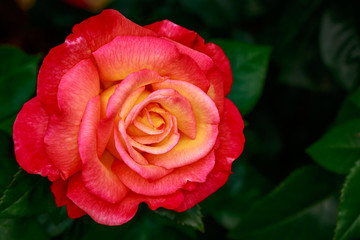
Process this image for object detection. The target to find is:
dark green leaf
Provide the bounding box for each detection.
[0,45,39,121]
[334,97,360,126]
[319,9,360,91]
[0,169,56,218]
[350,86,360,110]
[306,119,360,174]
[334,160,360,240]
[213,39,271,116]
[154,205,204,232]
[229,165,338,240]
[0,218,50,240]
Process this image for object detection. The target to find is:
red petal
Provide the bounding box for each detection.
[66,200,86,219]
[72,9,156,52]
[79,97,129,204]
[38,9,155,115]
[112,151,215,196]
[92,36,209,92]
[13,97,59,181]
[145,20,232,96]
[175,99,245,211]
[50,179,67,207]
[215,98,245,171]
[67,173,184,225]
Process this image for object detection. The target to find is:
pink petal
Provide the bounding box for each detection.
[37,35,91,115]
[44,57,100,181]
[72,9,156,52]
[44,113,81,180]
[96,69,166,156]
[112,151,215,196]
[57,58,100,120]
[114,120,172,181]
[125,89,196,139]
[92,36,209,92]
[78,97,129,204]
[146,80,220,169]
[13,97,59,181]
[145,20,232,96]
[67,173,184,225]
[175,99,245,211]
[38,9,155,115]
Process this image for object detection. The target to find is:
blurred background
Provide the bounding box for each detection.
[0,0,359,239]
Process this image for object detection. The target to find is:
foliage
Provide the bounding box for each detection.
[1,0,360,239]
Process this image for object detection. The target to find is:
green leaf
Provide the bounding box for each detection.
[306,119,360,174]
[213,39,271,116]
[334,160,360,240]
[0,218,50,240]
[319,9,360,91]
[0,45,39,121]
[0,169,56,218]
[154,205,204,232]
[334,97,360,126]
[349,86,360,110]
[229,165,338,240]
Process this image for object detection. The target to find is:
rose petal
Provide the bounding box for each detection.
[147,80,220,168]
[125,89,196,139]
[50,179,86,219]
[79,97,129,204]
[175,99,245,211]
[44,114,81,180]
[67,173,184,225]
[146,20,232,95]
[38,9,155,115]
[114,120,172,180]
[57,58,100,119]
[37,35,91,115]
[44,59,100,180]
[13,97,59,181]
[72,9,156,52]
[92,36,209,92]
[112,150,215,196]
[96,69,166,157]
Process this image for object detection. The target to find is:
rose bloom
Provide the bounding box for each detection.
[13,9,245,225]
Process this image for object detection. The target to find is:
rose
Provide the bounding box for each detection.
[13,9,245,225]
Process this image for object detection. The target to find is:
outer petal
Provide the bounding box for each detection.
[37,35,91,115]
[38,9,155,115]
[112,151,215,196]
[50,179,86,219]
[145,20,232,96]
[215,99,245,171]
[44,59,100,180]
[92,36,209,92]
[175,99,245,211]
[79,97,129,204]
[67,173,184,225]
[72,9,156,52]
[13,97,59,181]
[57,58,100,119]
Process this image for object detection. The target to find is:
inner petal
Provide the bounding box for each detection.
[124,88,196,139]
[128,115,180,155]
